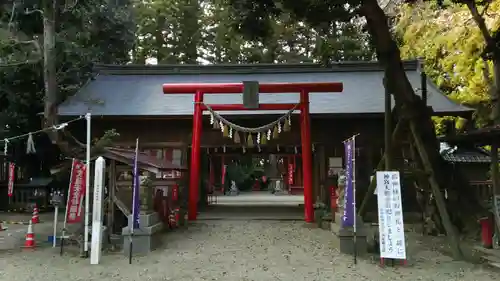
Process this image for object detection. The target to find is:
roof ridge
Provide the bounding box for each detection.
[93,60,420,75]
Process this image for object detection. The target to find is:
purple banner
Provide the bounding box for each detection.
[132,138,141,229]
[342,138,355,227]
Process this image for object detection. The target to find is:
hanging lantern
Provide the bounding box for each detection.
[278,122,282,133]
[257,132,261,144]
[261,132,267,145]
[247,133,254,147]
[284,115,291,132]
[222,125,229,138]
[267,129,272,141]
[273,126,279,139]
[229,127,233,139]
[234,131,241,144]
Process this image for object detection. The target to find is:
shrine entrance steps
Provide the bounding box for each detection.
[474,246,500,269]
[199,191,304,220]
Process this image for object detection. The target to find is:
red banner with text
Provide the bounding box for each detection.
[65,159,87,224]
[288,163,294,185]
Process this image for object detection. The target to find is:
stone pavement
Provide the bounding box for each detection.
[199,205,305,220]
[214,191,304,206]
[201,191,305,220]
[0,212,64,250]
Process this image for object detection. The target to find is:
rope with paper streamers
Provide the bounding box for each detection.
[1,116,85,155]
[204,103,299,147]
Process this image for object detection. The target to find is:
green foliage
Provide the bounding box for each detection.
[133,0,202,63]
[0,1,135,142]
[394,2,500,127]
[132,0,374,64]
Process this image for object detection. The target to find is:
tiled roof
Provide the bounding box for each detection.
[441,146,492,163]
[442,152,491,163]
[105,147,186,171]
[57,60,472,117]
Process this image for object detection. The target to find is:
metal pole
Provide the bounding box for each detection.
[84,113,91,256]
[53,205,58,248]
[129,138,139,264]
[300,90,314,223]
[61,164,72,256]
[188,91,203,220]
[60,216,66,256]
[352,135,357,265]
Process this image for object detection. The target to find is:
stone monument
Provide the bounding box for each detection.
[267,154,286,195]
[336,169,346,209]
[228,180,240,195]
[122,173,164,255]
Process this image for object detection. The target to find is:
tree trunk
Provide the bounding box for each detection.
[42,0,58,134]
[360,0,464,258]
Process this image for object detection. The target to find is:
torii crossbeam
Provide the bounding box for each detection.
[163,82,343,222]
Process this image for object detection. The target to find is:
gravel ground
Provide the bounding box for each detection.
[0,220,498,281]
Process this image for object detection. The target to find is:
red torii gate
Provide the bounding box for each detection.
[162,82,343,222]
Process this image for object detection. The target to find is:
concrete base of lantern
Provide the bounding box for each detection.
[121,212,163,255]
[126,213,160,228]
[331,212,368,256]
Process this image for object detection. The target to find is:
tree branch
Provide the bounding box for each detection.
[479,1,491,17]
[482,59,495,91]
[24,8,44,16]
[465,1,493,45]
[0,39,42,67]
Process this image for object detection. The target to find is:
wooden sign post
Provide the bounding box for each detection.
[90,157,106,265]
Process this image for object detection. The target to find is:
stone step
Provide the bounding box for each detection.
[482,256,500,269]
[473,246,500,259]
[473,246,500,269]
[482,254,500,263]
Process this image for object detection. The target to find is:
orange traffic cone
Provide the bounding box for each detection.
[23,220,36,249]
[31,205,39,224]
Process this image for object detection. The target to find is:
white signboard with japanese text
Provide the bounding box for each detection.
[376,171,407,260]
